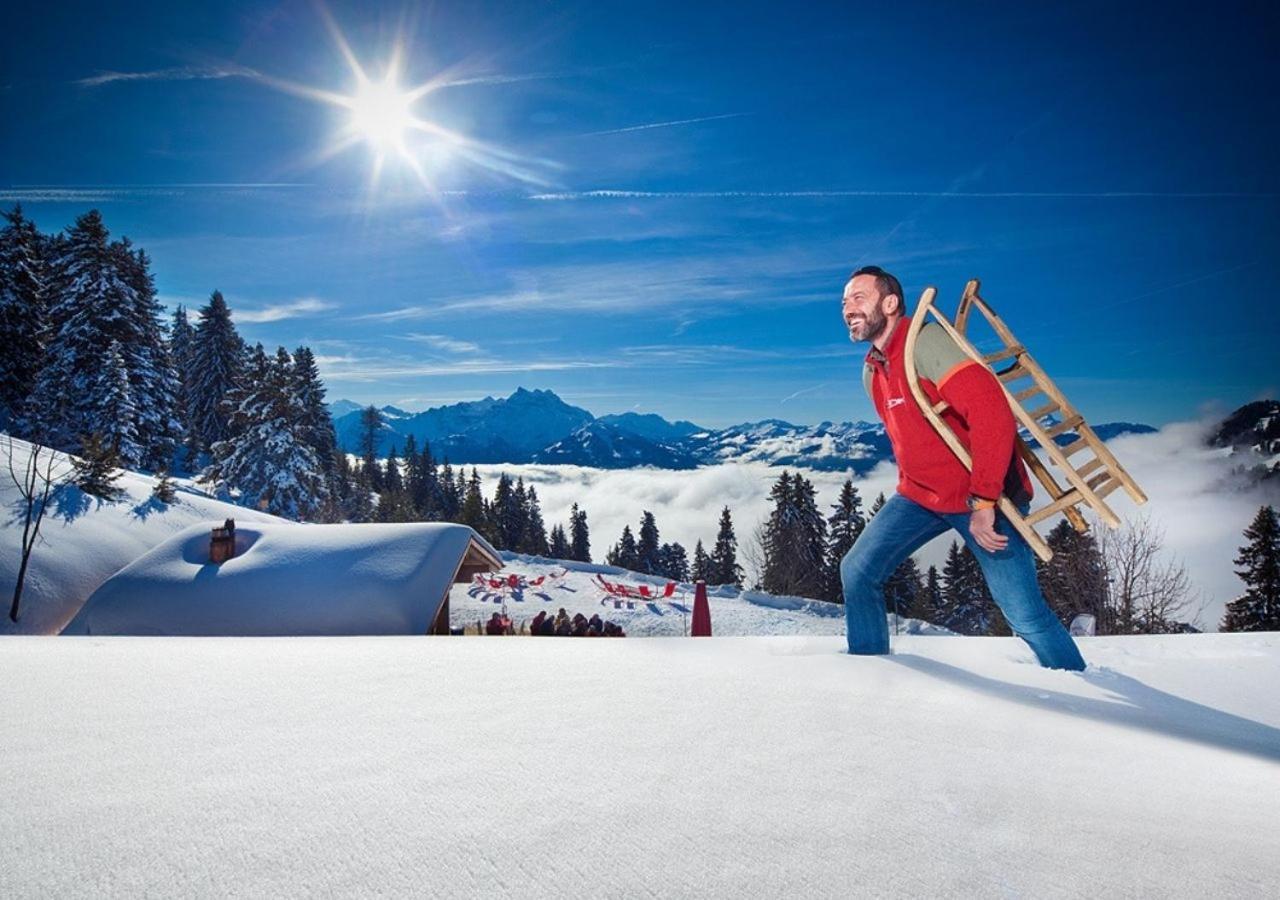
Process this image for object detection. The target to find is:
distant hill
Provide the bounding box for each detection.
[1209,399,1280,483]
[332,386,1161,472]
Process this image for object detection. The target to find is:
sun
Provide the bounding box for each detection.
[348,77,415,151]
[255,3,556,202]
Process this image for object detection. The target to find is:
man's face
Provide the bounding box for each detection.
[842,273,896,343]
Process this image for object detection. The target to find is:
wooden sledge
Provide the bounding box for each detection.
[902,279,1147,562]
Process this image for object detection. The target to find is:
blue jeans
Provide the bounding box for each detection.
[840,493,1086,671]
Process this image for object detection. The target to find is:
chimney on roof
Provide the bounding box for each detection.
[210,518,236,564]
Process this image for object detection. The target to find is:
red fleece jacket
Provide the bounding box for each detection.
[863,316,1033,514]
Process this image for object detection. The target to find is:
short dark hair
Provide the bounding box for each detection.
[849,265,905,314]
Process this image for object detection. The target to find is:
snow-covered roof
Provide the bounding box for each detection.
[62,521,501,636]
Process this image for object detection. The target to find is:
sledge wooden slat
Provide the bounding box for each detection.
[902,278,1149,562]
[1061,437,1090,458]
[932,399,950,414]
[1044,415,1085,440]
[983,343,1024,365]
[1075,457,1105,479]
[1026,490,1083,526]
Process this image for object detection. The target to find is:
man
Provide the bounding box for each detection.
[840,265,1085,670]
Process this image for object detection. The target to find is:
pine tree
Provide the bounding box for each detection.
[151,467,177,504]
[549,523,570,559]
[692,539,711,582]
[358,405,383,491]
[72,432,125,501]
[438,460,459,521]
[869,492,886,516]
[1037,519,1109,629]
[25,210,139,457]
[292,346,338,476]
[459,467,486,533]
[940,540,995,635]
[607,525,640,570]
[88,340,142,464]
[188,290,243,458]
[761,472,826,598]
[490,473,523,550]
[522,485,550,556]
[1221,505,1280,631]
[823,478,866,602]
[710,506,743,588]
[637,510,661,574]
[202,346,328,520]
[0,204,49,426]
[114,242,180,470]
[569,502,591,563]
[884,554,924,623]
[657,541,690,581]
[922,565,944,625]
[170,305,196,464]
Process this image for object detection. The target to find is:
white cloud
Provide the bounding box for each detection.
[74,65,262,87]
[236,298,336,324]
[402,333,483,354]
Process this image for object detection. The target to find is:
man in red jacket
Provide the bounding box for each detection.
[840,265,1085,670]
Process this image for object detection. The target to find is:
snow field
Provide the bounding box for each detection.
[2,632,1277,897]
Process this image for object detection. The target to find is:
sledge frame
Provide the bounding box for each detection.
[902,279,1148,562]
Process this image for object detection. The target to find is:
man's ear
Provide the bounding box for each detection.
[884,293,901,315]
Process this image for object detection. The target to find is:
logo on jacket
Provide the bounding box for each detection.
[887,397,906,409]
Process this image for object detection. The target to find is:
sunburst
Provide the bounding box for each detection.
[256,4,555,202]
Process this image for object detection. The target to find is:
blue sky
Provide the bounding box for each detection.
[3,0,1277,428]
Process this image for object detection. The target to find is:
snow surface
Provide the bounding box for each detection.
[63,521,499,636]
[453,552,952,637]
[2,632,1277,897]
[1,436,278,636]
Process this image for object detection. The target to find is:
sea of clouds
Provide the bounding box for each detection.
[469,417,1278,631]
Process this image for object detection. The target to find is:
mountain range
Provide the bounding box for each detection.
[329,387,1157,473]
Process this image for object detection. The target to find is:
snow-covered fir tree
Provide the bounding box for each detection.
[0,205,48,426]
[202,345,328,520]
[88,340,142,464]
[114,241,180,469]
[25,211,139,457]
[169,305,196,460]
[1221,505,1280,631]
[188,290,243,458]
[761,471,827,599]
[292,346,338,476]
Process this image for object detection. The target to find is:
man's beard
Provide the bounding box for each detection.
[849,305,888,343]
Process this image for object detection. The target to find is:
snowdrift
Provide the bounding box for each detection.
[63,521,500,636]
[1,435,279,635]
[2,632,1276,896]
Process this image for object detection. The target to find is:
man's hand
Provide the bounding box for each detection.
[969,506,1009,553]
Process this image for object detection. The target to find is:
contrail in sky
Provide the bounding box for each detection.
[579,113,748,137]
